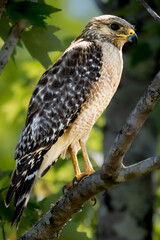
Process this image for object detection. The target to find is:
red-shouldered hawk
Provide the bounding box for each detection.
[5,15,137,226]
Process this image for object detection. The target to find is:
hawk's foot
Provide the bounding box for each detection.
[73,169,95,185]
[91,195,96,206]
[62,170,95,193]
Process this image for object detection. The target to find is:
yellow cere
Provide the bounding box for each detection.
[128,28,135,35]
[116,28,135,38]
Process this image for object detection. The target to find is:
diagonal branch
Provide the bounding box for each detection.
[0,18,28,75]
[137,0,160,23]
[19,171,105,240]
[19,155,160,239]
[101,70,160,180]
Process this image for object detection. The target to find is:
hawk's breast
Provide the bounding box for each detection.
[40,41,123,175]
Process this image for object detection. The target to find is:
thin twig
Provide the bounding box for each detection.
[137,0,160,23]
[0,0,8,20]
[0,18,28,75]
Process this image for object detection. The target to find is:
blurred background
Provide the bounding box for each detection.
[0,0,160,239]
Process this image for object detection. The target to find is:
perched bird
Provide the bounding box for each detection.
[5,15,137,226]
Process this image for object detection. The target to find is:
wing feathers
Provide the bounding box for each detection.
[15,41,103,162]
[40,161,56,178]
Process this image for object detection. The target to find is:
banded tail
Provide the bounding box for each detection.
[5,150,45,227]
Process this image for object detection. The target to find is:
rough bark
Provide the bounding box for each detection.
[0,18,28,75]
[97,70,156,240]
[18,70,160,239]
[0,0,38,75]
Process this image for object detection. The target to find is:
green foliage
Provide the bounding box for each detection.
[0,13,10,41]
[2,0,63,68]
[0,170,14,224]
[22,25,63,68]
[6,0,60,26]
[130,42,152,66]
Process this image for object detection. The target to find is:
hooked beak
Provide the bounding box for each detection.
[127,32,138,44]
[116,28,138,44]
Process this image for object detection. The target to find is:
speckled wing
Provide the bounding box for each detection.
[15,41,103,161]
[5,40,103,225]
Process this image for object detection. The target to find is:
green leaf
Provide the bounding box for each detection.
[0,187,8,195]
[0,199,14,223]
[0,13,10,41]
[6,1,61,27]
[0,169,12,180]
[59,220,90,240]
[22,25,63,68]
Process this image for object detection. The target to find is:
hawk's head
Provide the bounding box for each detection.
[80,15,137,49]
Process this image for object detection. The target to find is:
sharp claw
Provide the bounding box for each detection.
[72,176,78,186]
[62,185,67,194]
[62,182,73,193]
[91,196,96,206]
[63,172,93,194]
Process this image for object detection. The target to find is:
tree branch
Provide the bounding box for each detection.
[101,70,160,180]
[19,171,105,240]
[0,0,7,20]
[19,69,160,239]
[0,18,28,75]
[137,0,160,23]
[118,156,160,182]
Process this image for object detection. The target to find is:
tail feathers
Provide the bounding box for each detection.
[5,184,15,208]
[11,194,29,228]
[12,175,36,227]
[5,160,30,207]
[40,161,56,178]
[5,151,44,227]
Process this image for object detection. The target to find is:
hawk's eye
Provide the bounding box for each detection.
[110,23,120,31]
